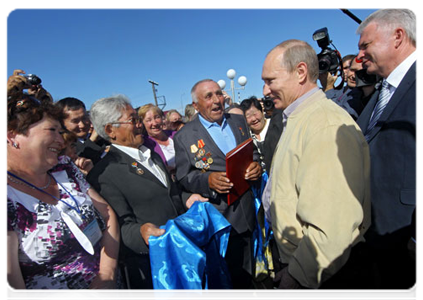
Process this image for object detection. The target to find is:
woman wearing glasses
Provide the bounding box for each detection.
[240,97,270,172]
[7,90,120,289]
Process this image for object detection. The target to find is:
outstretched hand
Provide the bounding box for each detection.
[140,223,165,245]
[186,193,209,209]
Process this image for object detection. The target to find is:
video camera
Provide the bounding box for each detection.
[353,57,380,88]
[312,27,343,74]
[355,69,380,88]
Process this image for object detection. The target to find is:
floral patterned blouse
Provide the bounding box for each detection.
[7,156,105,289]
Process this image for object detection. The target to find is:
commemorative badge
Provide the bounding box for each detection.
[131,161,144,175]
[239,127,245,136]
[190,144,198,153]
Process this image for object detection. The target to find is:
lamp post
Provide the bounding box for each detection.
[218,69,247,104]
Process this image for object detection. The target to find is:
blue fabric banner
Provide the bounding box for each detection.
[149,202,232,289]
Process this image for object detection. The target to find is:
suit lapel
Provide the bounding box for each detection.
[109,145,168,188]
[357,89,379,133]
[226,113,248,144]
[151,151,171,188]
[365,62,416,142]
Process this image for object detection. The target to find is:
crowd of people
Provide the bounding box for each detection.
[7,9,415,290]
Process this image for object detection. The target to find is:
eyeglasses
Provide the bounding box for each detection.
[110,116,142,125]
[245,110,262,120]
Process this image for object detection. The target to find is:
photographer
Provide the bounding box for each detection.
[333,56,379,120]
[347,56,378,116]
[320,54,355,101]
[7,69,53,103]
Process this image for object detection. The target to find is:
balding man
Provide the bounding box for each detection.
[261,39,371,288]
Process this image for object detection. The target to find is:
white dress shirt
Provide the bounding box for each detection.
[113,144,168,187]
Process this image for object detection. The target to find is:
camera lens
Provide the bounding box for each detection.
[318,58,331,73]
[263,98,274,111]
[25,74,42,86]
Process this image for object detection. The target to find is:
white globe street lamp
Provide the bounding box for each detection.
[219,69,248,104]
[217,80,226,90]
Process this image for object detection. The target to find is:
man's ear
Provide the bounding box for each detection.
[296,62,308,84]
[105,124,116,140]
[393,27,406,49]
[7,130,18,147]
[192,101,199,112]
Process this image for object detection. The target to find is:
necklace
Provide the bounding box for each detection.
[7,173,52,190]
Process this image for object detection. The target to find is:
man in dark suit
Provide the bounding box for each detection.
[356,9,416,288]
[173,79,262,288]
[86,94,207,288]
[262,108,283,174]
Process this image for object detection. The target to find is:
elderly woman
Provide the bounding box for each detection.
[7,93,120,289]
[240,97,271,172]
[138,104,177,177]
[87,95,207,289]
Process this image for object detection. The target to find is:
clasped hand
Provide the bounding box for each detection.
[208,161,262,194]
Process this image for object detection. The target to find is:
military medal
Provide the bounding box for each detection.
[190,144,198,153]
[131,161,144,175]
[239,127,245,136]
[193,138,214,171]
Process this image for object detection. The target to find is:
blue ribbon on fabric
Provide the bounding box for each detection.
[251,172,272,275]
[149,202,232,289]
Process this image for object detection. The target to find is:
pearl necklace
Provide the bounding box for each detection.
[7,173,52,190]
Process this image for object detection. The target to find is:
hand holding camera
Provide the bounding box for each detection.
[7,69,52,102]
[313,28,344,90]
[7,69,30,96]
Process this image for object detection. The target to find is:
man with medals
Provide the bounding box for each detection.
[173,79,262,288]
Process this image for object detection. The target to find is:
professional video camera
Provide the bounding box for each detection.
[354,57,381,88]
[312,27,343,75]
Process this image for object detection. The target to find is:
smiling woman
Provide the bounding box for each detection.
[7,78,120,289]
[138,103,178,176]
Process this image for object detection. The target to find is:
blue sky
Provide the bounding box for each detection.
[8,9,378,113]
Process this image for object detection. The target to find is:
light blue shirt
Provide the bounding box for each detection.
[198,114,237,155]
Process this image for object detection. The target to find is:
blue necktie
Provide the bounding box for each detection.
[365,80,391,139]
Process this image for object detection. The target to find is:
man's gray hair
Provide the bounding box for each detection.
[191,79,215,103]
[42,290,112,300]
[270,39,319,83]
[357,9,416,46]
[90,94,131,141]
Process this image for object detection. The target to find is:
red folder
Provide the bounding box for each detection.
[225,138,254,205]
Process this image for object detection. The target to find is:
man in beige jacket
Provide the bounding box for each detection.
[261,39,371,288]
